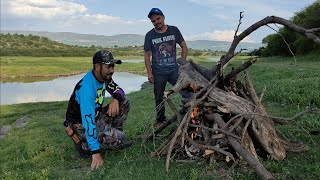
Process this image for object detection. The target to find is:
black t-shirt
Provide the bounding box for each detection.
[144,25,184,74]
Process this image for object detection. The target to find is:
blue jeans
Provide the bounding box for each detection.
[153,70,190,123]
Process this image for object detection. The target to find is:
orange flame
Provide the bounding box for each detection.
[190,83,198,93]
[190,105,199,140]
[191,106,199,120]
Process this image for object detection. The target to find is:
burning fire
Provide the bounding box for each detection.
[190,106,200,140]
[191,106,199,121]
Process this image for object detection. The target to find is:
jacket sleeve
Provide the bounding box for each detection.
[76,83,100,153]
[106,79,125,103]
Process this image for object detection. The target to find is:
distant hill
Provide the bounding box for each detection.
[1,30,145,47]
[2,30,263,51]
[0,33,98,56]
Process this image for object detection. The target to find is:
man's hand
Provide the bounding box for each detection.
[148,73,154,83]
[107,98,119,117]
[91,153,103,170]
[177,58,188,65]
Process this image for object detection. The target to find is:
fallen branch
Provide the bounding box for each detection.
[224,58,257,83]
[218,16,320,72]
[206,113,275,180]
[165,107,192,172]
[142,115,177,143]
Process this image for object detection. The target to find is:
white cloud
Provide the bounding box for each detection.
[186,30,254,43]
[3,0,308,42]
[188,0,293,18]
[1,0,149,34]
[186,0,313,42]
[6,0,87,19]
[81,14,122,24]
[3,0,147,25]
[80,14,147,25]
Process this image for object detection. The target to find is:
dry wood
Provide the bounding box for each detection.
[165,108,192,172]
[206,113,275,180]
[146,15,319,180]
[142,115,177,143]
[218,16,320,71]
[188,124,241,140]
[150,129,178,158]
[172,61,287,160]
[208,83,286,160]
[170,62,209,94]
[184,133,235,161]
[224,58,257,82]
[244,70,268,116]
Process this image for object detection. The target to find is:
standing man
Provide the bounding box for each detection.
[64,50,132,170]
[144,8,190,128]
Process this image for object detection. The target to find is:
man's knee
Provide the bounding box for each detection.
[65,123,90,157]
[118,98,130,117]
[120,98,131,114]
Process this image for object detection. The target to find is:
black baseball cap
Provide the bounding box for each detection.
[148,8,164,18]
[93,50,122,65]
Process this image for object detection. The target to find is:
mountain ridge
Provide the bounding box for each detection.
[1,30,263,51]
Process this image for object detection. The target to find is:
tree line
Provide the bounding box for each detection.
[0,33,222,57]
[250,1,320,57]
[0,33,98,57]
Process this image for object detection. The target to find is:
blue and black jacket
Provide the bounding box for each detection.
[65,70,124,154]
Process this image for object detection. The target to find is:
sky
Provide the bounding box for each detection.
[0,0,316,43]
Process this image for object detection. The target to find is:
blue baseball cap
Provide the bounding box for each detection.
[148,8,164,18]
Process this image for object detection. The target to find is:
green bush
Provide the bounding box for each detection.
[261,1,320,56]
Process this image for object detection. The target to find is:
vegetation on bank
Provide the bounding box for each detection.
[0,55,222,79]
[0,34,97,57]
[0,33,224,57]
[0,56,144,78]
[0,54,319,179]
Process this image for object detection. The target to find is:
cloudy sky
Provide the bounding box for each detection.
[1,0,316,43]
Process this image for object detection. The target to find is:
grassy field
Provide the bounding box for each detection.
[0,56,145,78]
[0,52,319,179]
[0,56,217,80]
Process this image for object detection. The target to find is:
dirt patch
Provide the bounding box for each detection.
[0,115,32,139]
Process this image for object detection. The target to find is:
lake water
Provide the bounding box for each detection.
[0,72,148,105]
[122,59,144,63]
[207,57,220,61]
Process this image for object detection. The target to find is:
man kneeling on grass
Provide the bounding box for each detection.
[63,50,133,170]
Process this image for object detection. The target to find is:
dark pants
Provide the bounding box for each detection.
[70,98,131,154]
[153,70,190,123]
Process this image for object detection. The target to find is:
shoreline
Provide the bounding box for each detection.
[0,70,146,79]
[0,71,86,79]
[0,71,150,106]
[0,80,152,106]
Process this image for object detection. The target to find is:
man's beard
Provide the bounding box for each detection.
[155,23,163,30]
[104,73,113,81]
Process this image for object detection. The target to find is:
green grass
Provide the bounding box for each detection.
[0,53,320,179]
[0,56,148,79]
[0,56,92,77]
[0,55,222,81]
